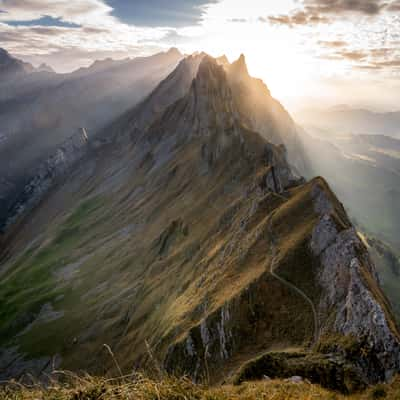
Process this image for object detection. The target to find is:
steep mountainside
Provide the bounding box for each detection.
[0,47,183,230]
[0,48,34,78]
[0,56,399,393]
[363,235,400,322]
[109,53,205,140]
[296,126,400,322]
[225,56,310,176]
[2,129,90,231]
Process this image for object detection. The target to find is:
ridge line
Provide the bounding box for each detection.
[267,211,320,347]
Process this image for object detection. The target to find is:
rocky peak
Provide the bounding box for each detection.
[37,63,55,73]
[0,47,33,76]
[166,47,182,57]
[216,55,229,66]
[173,53,205,81]
[178,56,239,138]
[0,47,11,61]
[227,53,250,82]
[141,55,241,160]
[193,56,230,96]
[126,53,205,138]
[143,56,298,190]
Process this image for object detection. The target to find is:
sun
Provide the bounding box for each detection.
[182,22,314,108]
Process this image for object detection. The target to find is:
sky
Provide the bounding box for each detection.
[0,0,400,111]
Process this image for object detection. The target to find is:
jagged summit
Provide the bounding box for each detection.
[0,47,10,60]
[111,52,309,176]
[216,54,229,66]
[0,47,34,77]
[121,52,205,137]
[190,55,235,116]
[227,53,250,81]
[145,56,245,150]
[89,58,123,72]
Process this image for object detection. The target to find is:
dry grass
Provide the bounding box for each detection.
[1,373,400,400]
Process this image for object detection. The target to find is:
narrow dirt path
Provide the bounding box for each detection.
[267,212,320,347]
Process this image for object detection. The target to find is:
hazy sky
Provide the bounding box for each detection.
[1,0,400,111]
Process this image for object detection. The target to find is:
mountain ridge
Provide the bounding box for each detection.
[0,53,398,393]
[0,48,34,78]
[0,47,183,231]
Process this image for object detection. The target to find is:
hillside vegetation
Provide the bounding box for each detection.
[1,373,400,400]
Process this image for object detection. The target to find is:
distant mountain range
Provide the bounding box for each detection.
[296,105,400,138]
[0,48,35,77]
[0,51,399,393]
[0,48,57,76]
[0,47,183,228]
[299,120,400,246]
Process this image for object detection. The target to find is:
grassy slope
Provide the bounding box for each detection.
[0,128,319,377]
[1,131,397,384]
[1,129,398,389]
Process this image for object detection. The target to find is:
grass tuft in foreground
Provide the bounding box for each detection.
[1,373,400,400]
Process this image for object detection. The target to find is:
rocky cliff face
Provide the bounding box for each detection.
[224,55,310,176]
[0,55,398,391]
[2,129,90,231]
[311,181,400,382]
[0,48,183,231]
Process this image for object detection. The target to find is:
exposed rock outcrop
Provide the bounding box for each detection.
[233,351,367,393]
[311,181,400,383]
[0,346,61,382]
[2,128,90,231]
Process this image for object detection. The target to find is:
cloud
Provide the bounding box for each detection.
[103,0,219,28]
[0,13,171,72]
[0,0,180,72]
[267,10,329,26]
[0,22,164,72]
[227,18,247,23]
[354,64,383,70]
[353,58,400,71]
[317,43,400,74]
[1,0,399,84]
[371,59,400,67]
[318,40,347,47]
[387,0,400,11]
[337,50,367,61]
[0,0,114,25]
[266,0,398,28]
[302,0,387,16]
[370,48,393,57]
[5,15,81,28]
